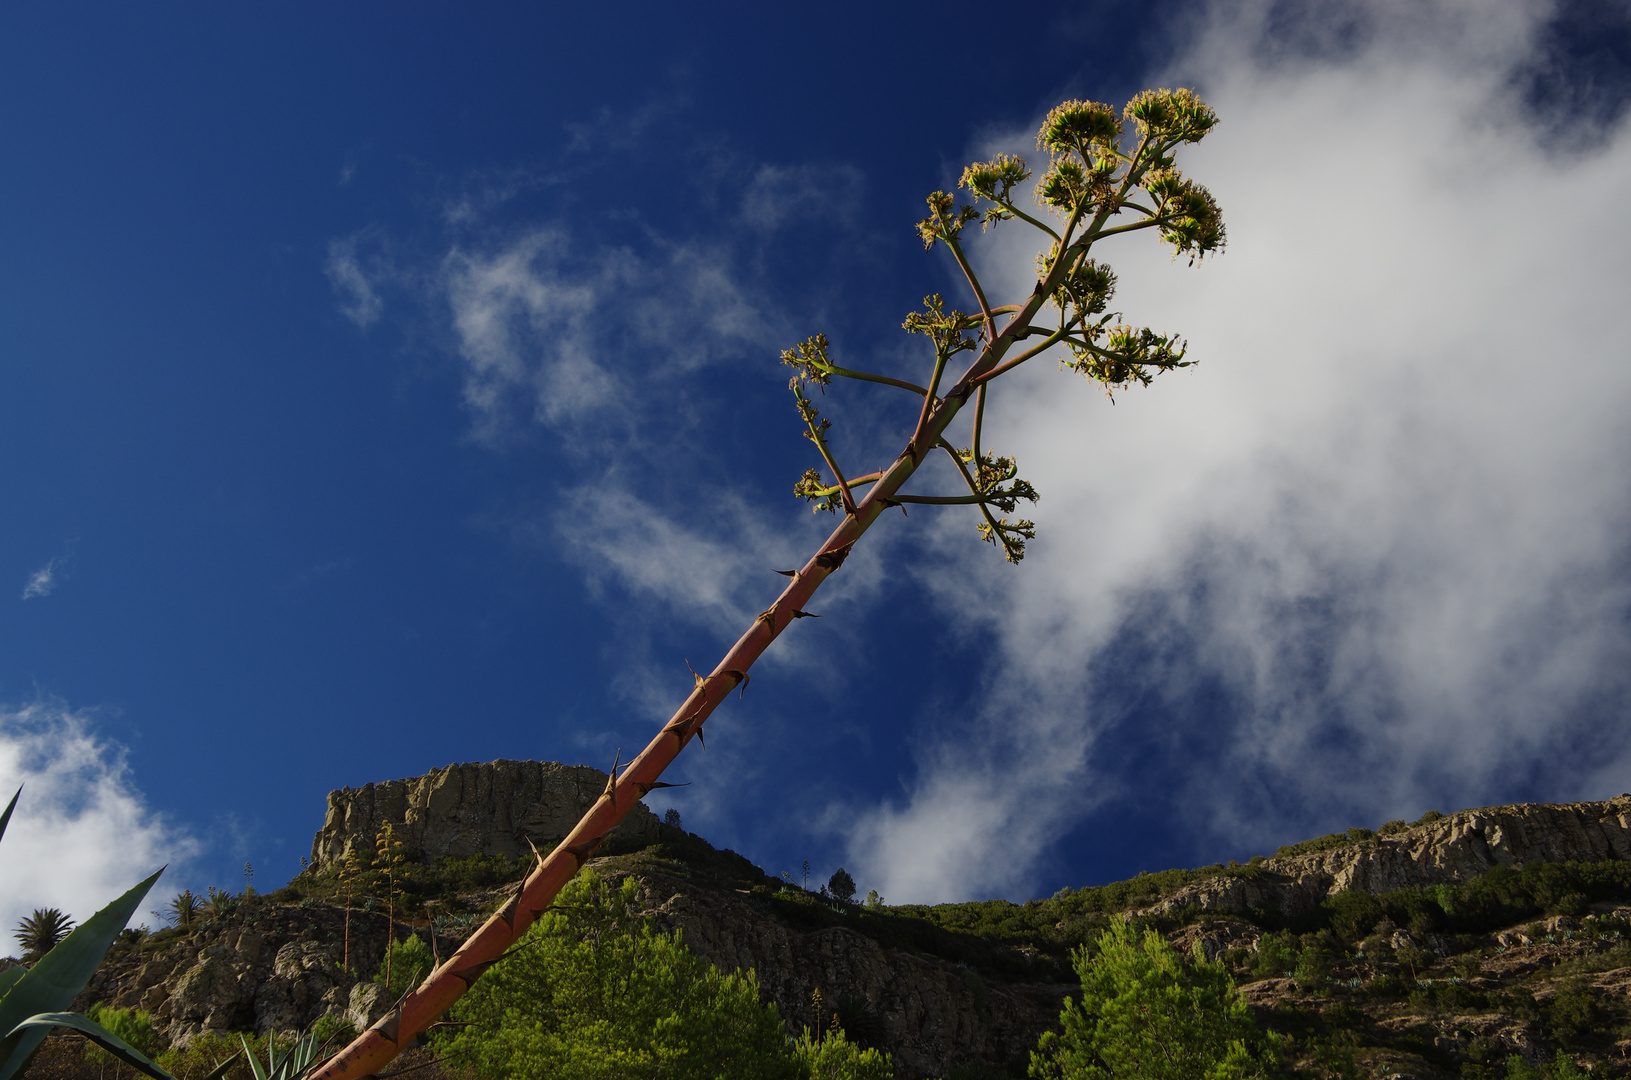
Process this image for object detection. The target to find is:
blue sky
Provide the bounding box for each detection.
[3,1,1630,930]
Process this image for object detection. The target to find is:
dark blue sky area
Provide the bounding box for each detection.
[4,2,1627,906]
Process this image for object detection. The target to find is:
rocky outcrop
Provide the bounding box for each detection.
[82,898,414,1048]
[84,866,1057,1074]
[1139,795,1631,920]
[310,759,659,868]
[627,870,1065,1078]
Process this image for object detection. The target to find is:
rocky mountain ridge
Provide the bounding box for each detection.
[1139,795,1631,920]
[48,764,1631,1080]
[309,758,660,868]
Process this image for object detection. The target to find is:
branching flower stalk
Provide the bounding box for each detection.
[372,824,406,991]
[311,90,1223,1080]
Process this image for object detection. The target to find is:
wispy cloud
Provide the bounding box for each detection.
[325,234,385,328]
[442,229,781,446]
[0,701,198,939]
[846,0,1631,902]
[564,97,691,157]
[739,163,866,232]
[21,556,65,601]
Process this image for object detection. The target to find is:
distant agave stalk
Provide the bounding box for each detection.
[339,848,363,975]
[312,90,1225,1080]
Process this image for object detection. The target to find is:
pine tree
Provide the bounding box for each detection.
[1031,920,1276,1080]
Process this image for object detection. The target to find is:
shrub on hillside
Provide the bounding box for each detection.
[373,933,435,998]
[1030,919,1279,1079]
[437,869,841,1080]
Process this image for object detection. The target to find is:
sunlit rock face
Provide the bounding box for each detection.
[309,759,660,868]
[1140,796,1631,920]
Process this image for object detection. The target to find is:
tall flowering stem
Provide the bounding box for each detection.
[311,90,1223,1080]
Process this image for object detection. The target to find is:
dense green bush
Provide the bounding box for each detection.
[374,933,435,998]
[1251,932,1295,978]
[791,1029,892,1080]
[437,870,815,1080]
[1500,1050,1588,1079]
[155,1031,257,1080]
[1030,920,1279,1079]
[82,1006,162,1071]
[1310,861,1631,941]
[1274,834,1352,859]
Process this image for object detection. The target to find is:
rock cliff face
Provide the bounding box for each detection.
[628,870,1065,1078]
[310,759,659,868]
[84,867,1057,1077]
[1139,795,1631,919]
[81,899,407,1049]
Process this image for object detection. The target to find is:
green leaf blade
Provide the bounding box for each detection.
[0,869,163,1080]
[9,1012,175,1080]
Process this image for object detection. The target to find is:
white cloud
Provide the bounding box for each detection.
[325,236,384,328]
[847,0,1631,902]
[21,557,62,601]
[0,702,199,942]
[443,229,778,446]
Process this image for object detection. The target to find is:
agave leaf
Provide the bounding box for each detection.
[0,968,23,1002]
[281,1031,333,1079]
[10,1012,174,1080]
[200,1049,243,1080]
[239,1028,332,1080]
[0,788,18,845]
[0,869,163,1080]
[242,1032,271,1080]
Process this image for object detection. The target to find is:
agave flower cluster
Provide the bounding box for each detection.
[787,90,1223,562]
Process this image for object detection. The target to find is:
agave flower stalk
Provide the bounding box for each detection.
[312,90,1224,1080]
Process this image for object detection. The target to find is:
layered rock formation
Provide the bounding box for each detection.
[310,759,659,868]
[1139,795,1631,919]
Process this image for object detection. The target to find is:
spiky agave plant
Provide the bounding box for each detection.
[0,788,228,1080]
[312,90,1224,1080]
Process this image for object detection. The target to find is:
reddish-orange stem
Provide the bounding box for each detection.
[310,253,1072,1080]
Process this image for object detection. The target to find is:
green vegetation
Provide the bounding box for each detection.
[436,869,825,1080]
[1030,920,1278,1079]
[158,890,203,932]
[1310,860,1631,940]
[155,1032,255,1080]
[13,907,75,962]
[372,933,433,999]
[791,1028,892,1080]
[1500,1050,1589,1079]
[28,794,1631,1080]
[82,1006,162,1073]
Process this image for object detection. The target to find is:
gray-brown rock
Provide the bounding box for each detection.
[165,944,254,1045]
[625,870,1066,1079]
[310,759,660,869]
[346,983,391,1033]
[1138,795,1631,921]
[254,942,343,1033]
